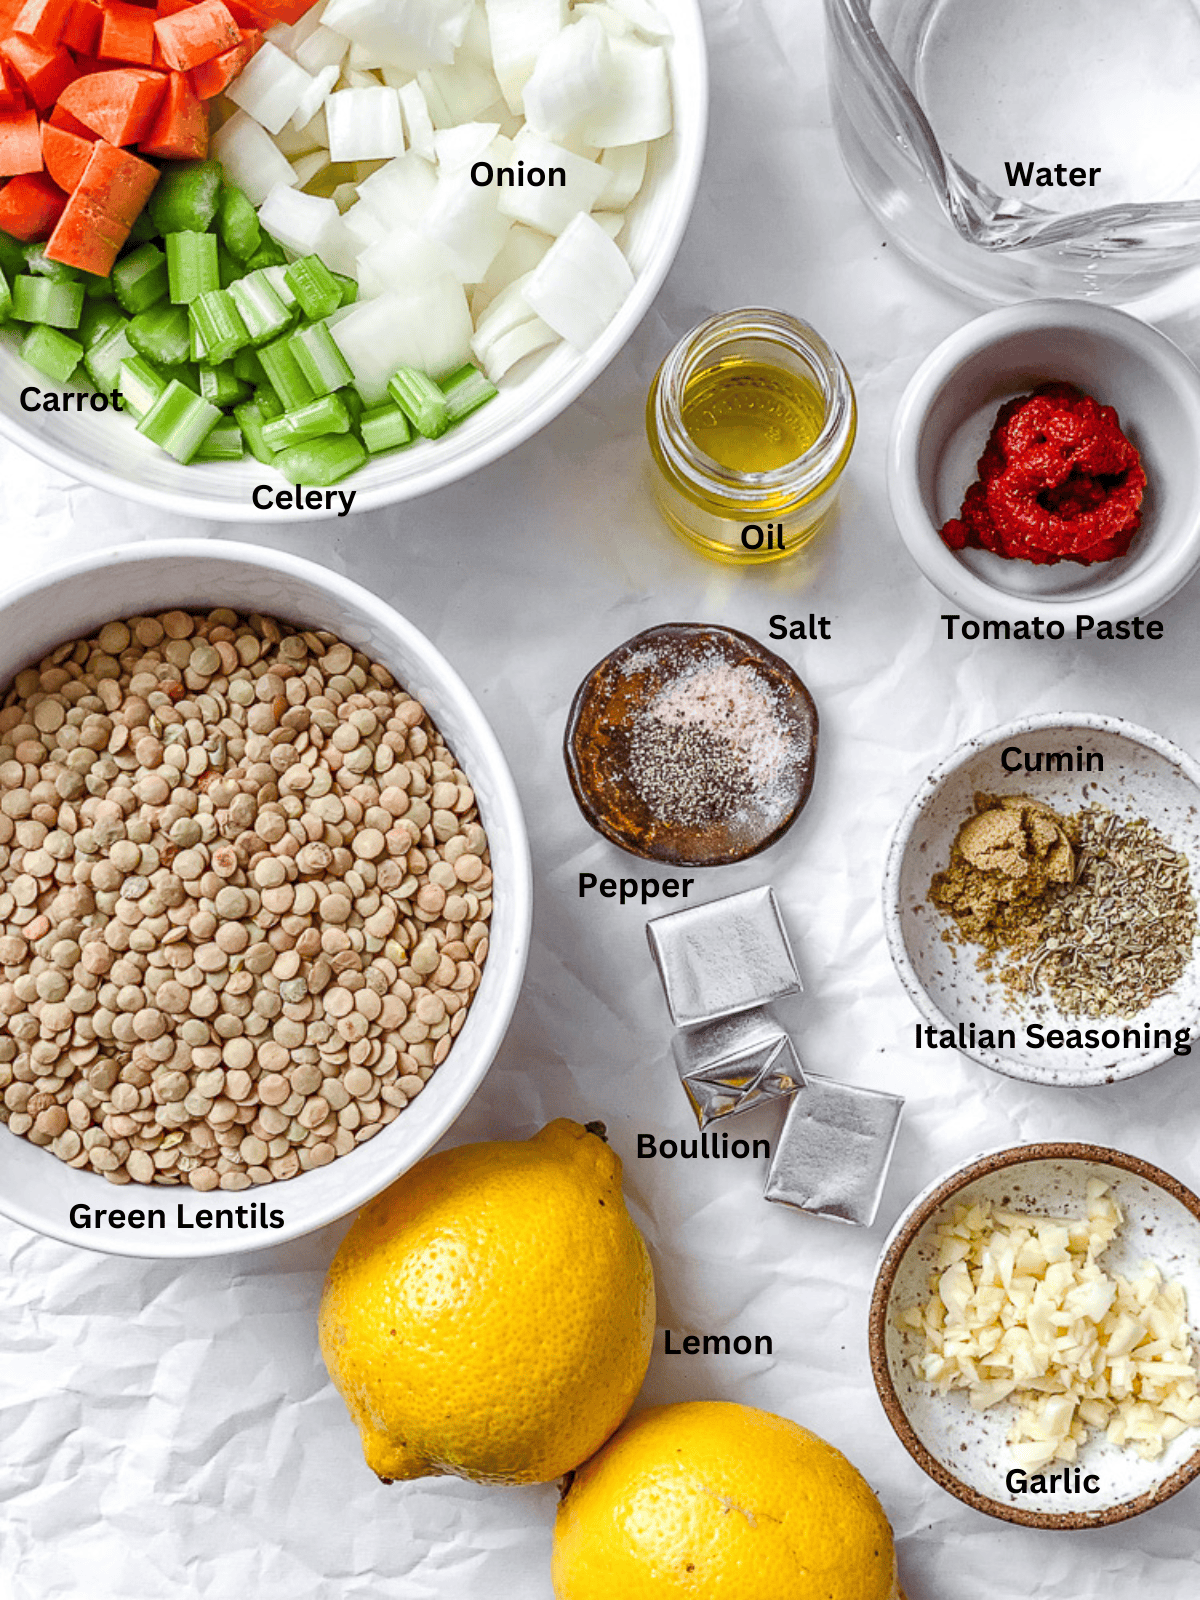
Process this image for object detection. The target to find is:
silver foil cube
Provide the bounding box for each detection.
[672,1008,805,1129]
[764,1074,904,1227]
[646,886,802,1027]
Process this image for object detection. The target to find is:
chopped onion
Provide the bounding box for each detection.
[295,24,350,75]
[331,278,474,399]
[258,184,349,263]
[325,85,406,160]
[597,140,646,207]
[521,209,634,348]
[227,42,316,136]
[522,15,611,146]
[484,0,566,113]
[213,110,299,204]
[418,58,503,129]
[433,121,500,171]
[421,169,511,283]
[321,0,473,70]
[495,128,609,235]
[577,34,671,146]
[292,63,340,131]
[398,79,436,160]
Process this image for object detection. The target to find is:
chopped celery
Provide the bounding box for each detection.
[0,230,25,279]
[127,209,158,246]
[258,334,314,412]
[149,160,223,235]
[217,243,241,291]
[118,355,166,418]
[228,270,292,345]
[234,399,279,465]
[12,276,84,329]
[332,272,358,306]
[263,264,297,311]
[166,231,220,305]
[0,266,11,324]
[80,302,126,348]
[136,379,220,463]
[274,433,366,486]
[21,324,81,384]
[441,363,498,425]
[198,362,250,407]
[113,244,168,315]
[246,238,287,271]
[23,244,85,283]
[218,184,261,263]
[254,384,284,420]
[233,347,263,386]
[285,254,341,321]
[387,365,449,439]
[291,321,352,396]
[192,417,244,461]
[129,304,191,366]
[360,400,411,454]
[261,394,351,452]
[84,323,136,390]
[189,289,249,364]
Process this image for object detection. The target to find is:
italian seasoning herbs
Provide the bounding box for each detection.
[930,794,1196,1017]
[0,609,492,1190]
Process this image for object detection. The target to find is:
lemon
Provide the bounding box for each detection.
[552,1401,902,1600]
[318,1118,655,1485]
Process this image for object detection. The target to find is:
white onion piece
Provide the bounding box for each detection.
[521,210,633,347]
[226,42,315,136]
[332,279,474,399]
[496,129,608,234]
[590,209,622,238]
[597,140,646,207]
[484,0,566,114]
[213,111,299,204]
[608,0,672,39]
[573,2,630,36]
[274,107,327,156]
[470,222,550,316]
[397,79,436,160]
[522,16,611,146]
[292,148,331,188]
[326,85,406,160]
[577,35,670,146]
[291,62,339,130]
[258,184,348,262]
[356,151,438,222]
[321,0,472,70]
[356,225,455,297]
[418,58,503,129]
[421,170,511,283]
[295,25,348,75]
[433,121,500,171]
[342,67,381,89]
[470,273,556,378]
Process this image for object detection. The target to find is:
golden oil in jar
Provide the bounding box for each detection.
[647,309,856,564]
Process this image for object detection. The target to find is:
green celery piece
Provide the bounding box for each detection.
[261,394,350,453]
[246,237,287,271]
[198,362,249,408]
[192,417,244,461]
[387,365,449,439]
[149,160,223,235]
[228,270,292,346]
[274,433,366,487]
[80,301,126,348]
[22,244,84,283]
[332,272,358,306]
[290,321,352,397]
[284,255,341,321]
[360,400,411,454]
[258,334,314,412]
[0,265,11,324]
[189,288,249,364]
[253,383,284,420]
[166,230,219,305]
[12,276,84,329]
[234,399,279,466]
[217,243,241,291]
[440,363,498,426]
[129,304,191,366]
[337,385,363,428]
[126,209,158,246]
[263,264,297,310]
[21,324,81,384]
[118,355,166,418]
[136,379,220,463]
[233,347,263,386]
[161,362,201,395]
[84,323,135,390]
[218,184,262,263]
[0,228,26,280]
[113,244,168,315]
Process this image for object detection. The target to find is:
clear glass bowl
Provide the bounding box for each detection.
[826,0,1200,306]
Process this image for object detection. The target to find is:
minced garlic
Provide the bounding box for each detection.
[899,1179,1200,1466]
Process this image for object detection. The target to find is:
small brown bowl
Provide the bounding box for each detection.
[563,623,818,866]
[869,1143,1200,1528]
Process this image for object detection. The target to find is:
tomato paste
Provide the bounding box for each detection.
[939,383,1146,566]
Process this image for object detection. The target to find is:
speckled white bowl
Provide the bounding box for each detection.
[888,300,1200,623]
[884,713,1200,1086]
[0,541,532,1256]
[870,1144,1200,1529]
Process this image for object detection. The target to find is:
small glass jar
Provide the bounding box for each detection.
[646,308,857,564]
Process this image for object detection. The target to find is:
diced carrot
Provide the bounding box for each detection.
[239,21,259,55]
[240,0,314,22]
[47,98,96,134]
[45,136,157,270]
[156,0,191,15]
[0,35,77,109]
[153,0,237,69]
[137,65,203,156]
[98,0,157,64]
[0,55,24,107]
[224,0,268,24]
[0,0,24,29]
[187,33,242,97]
[40,116,91,187]
[56,65,165,142]
[0,104,41,173]
[60,0,101,51]
[0,168,65,236]
[12,0,73,48]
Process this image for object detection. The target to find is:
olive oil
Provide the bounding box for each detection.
[680,357,826,474]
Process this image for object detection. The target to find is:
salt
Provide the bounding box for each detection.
[646,886,802,1027]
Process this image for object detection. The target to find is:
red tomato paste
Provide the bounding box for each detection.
[939,383,1146,566]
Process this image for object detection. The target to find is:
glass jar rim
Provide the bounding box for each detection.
[652,307,856,508]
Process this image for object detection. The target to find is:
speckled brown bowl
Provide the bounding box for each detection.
[869,1143,1200,1528]
[563,623,818,866]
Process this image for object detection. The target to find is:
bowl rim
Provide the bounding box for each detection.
[868,1141,1200,1529]
[886,298,1200,623]
[0,538,534,1256]
[0,3,710,522]
[882,709,1200,1087]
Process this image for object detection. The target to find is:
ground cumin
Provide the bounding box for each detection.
[929,794,1076,952]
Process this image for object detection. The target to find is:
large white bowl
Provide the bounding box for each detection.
[0,3,708,521]
[0,541,532,1256]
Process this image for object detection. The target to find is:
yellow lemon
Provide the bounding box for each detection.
[318,1118,655,1485]
[552,1401,902,1600]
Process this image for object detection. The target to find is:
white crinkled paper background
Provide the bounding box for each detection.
[3,2,1200,1595]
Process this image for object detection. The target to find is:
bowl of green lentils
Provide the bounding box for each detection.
[0,540,532,1256]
